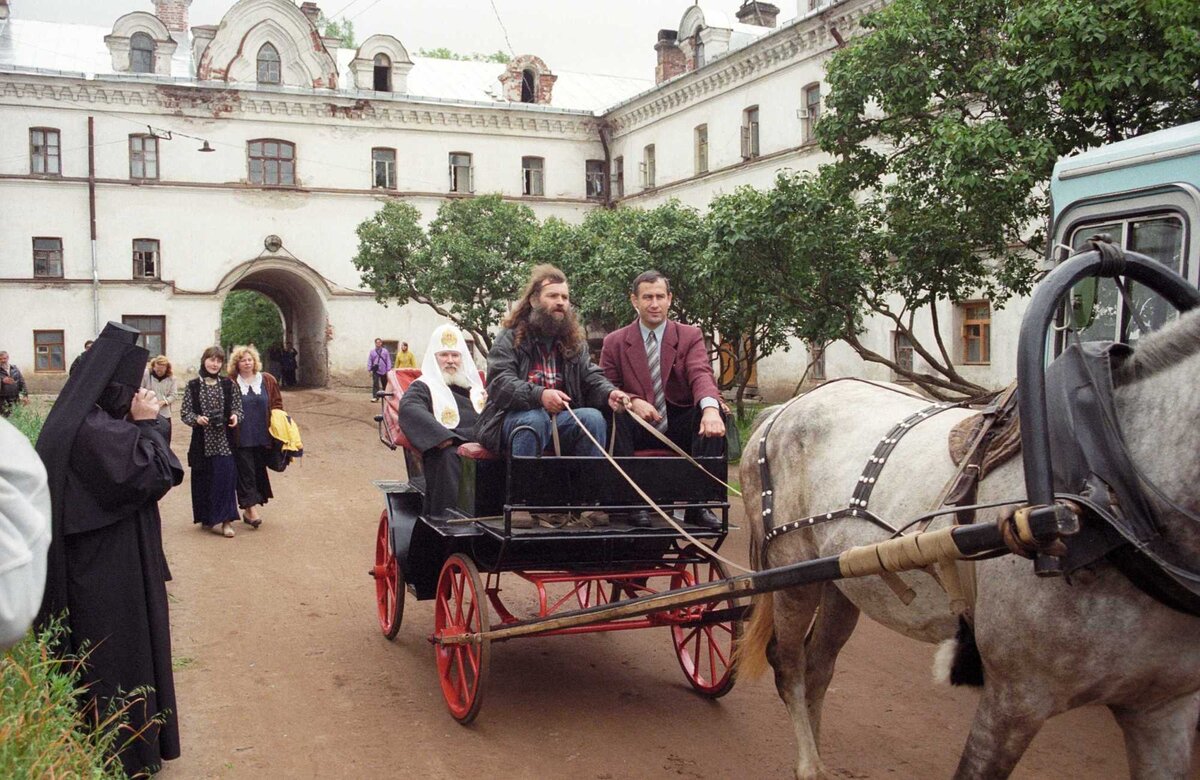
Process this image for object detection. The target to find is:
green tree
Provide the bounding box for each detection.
[800,0,1200,397]
[219,290,283,355]
[417,47,510,63]
[353,195,538,355]
[318,15,356,48]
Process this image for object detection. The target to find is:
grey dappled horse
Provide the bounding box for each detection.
[738,308,1200,779]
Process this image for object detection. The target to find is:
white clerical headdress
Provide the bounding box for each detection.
[416,324,486,430]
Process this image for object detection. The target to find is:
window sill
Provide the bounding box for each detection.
[33,276,65,281]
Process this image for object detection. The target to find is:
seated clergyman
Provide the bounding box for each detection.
[397,325,487,517]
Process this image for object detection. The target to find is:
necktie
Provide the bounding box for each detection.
[646,331,668,432]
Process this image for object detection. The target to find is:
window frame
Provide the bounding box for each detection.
[132,238,161,280]
[130,31,155,74]
[695,124,709,174]
[372,147,397,189]
[807,341,826,381]
[30,127,61,176]
[959,300,992,365]
[33,330,65,373]
[893,331,915,379]
[612,156,624,199]
[449,152,474,194]
[642,144,656,189]
[122,315,166,357]
[521,155,545,197]
[247,138,296,186]
[32,237,64,279]
[741,106,760,159]
[129,133,159,180]
[257,42,282,85]
[803,83,821,143]
[585,159,605,200]
[520,68,536,103]
[373,53,392,92]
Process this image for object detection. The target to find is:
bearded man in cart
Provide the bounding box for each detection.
[397,324,487,517]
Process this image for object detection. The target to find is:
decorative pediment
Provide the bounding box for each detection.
[498,55,556,105]
[350,35,414,93]
[197,0,337,89]
[104,12,178,76]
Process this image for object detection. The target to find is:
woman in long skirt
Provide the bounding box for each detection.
[227,345,283,529]
[181,346,242,538]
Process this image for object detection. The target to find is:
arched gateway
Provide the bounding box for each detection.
[218,257,329,387]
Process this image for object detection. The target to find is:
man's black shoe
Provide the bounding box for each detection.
[623,510,653,528]
[686,508,722,530]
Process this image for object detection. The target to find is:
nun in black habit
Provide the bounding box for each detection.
[397,324,487,517]
[35,321,184,778]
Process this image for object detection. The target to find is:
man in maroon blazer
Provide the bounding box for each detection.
[600,270,726,528]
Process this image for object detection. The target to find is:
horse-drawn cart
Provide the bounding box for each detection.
[370,245,1200,738]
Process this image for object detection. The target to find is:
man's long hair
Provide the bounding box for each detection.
[504,264,585,356]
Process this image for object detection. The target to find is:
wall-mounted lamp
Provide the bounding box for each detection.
[198,141,215,153]
[147,125,215,153]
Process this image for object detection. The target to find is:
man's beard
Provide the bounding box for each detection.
[441,369,472,389]
[528,304,578,342]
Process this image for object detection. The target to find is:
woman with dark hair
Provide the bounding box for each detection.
[181,346,242,538]
[227,344,283,529]
[142,355,176,443]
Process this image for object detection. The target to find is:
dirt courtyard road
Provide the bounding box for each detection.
[154,389,1187,779]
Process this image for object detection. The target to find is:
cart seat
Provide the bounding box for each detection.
[457,442,500,460]
[633,448,674,457]
[380,369,424,452]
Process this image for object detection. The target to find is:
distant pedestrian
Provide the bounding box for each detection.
[367,338,391,398]
[227,345,283,529]
[181,346,242,538]
[280,342,299,387]
[69,339,95,375]
[142,355,177,444]
[0,351,28,417]
[394,341,417,369]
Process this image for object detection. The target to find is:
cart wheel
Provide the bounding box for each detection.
[434,553,491,724]
[374,511,404,639]
[669,552,740,698]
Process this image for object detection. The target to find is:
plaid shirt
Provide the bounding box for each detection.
[526,340,562,391]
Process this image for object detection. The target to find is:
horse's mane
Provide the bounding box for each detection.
[1114,306,1200,386]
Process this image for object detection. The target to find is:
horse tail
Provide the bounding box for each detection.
[735,593,775,680]
[932,616,984,687]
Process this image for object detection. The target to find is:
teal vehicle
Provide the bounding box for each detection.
[1049,121,1200,341]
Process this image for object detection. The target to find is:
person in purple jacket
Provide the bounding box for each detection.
[367,337,391,398]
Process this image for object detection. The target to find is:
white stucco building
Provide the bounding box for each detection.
[0,0,1017,397]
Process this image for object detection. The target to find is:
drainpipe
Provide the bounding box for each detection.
[598,119,614,207]
[88,116,99,334]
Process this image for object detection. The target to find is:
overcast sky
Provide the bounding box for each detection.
[16,1,803,80]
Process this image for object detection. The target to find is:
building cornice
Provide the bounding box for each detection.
[0,73,602,140]
[603,0,883,135]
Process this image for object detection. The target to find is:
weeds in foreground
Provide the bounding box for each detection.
[7,402,44,443]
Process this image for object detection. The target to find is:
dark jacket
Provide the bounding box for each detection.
[476,327,615,453]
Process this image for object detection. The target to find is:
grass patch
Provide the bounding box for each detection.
[171,656,195,671]
[0,621,128,779]
[7,403,44,443]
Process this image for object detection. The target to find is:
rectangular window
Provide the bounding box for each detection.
[695,124,708,174]
[893,331,915,377]
[449,152,473,193]
[642,144,655,189]
[34,330,65,372]
[122,315,166,357]
[133,238,160,279]
[803,84,821,143]
[248,139,295,186]
[585,159,605,199]
[741,107,760,159]
[372,147,396,189]
[960,301,991,364]
[808,341,826,381]
[129,134,159,179]
[612,156,624,199]
[521,156,544,197]
[30,128,61,175]
[33,237,63,278]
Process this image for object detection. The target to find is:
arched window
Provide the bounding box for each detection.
[130,32,155,74]
[520,68,536,103]
[373,53,391,92]
[257,43,281,85]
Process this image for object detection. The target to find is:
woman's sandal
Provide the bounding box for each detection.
[242,511,262,529]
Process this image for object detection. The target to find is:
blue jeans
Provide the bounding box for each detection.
[502,407,607,457]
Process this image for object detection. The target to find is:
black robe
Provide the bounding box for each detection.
[62,410,184,777]
[397,381,479,517]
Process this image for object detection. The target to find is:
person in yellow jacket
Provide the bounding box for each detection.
[394,341,417,369]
